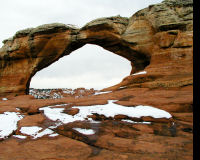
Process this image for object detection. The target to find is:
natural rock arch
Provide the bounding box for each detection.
[0,17,151,96]
[0,0,193,96]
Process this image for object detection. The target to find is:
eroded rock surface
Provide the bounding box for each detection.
[0,0,193,159]
[0,86,193,160]
[0,0,193,96]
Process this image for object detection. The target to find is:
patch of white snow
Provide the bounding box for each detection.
[73,100,172,119]
[13,135,27,139]
[94,91,112,95]
[34,128,54,139]
[73,128,95,135]
[121,119,151,124]
[49,133,59,137]
[132,71,147,76]
[20,126,54,139]
[0,112,23,139]
[20,126,42,137]
[39,107,83,123]
[39,100,171,129]
[119,86,127,89]
[63,90,75,94]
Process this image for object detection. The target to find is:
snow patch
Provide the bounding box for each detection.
[49,133,59,137]
[39,107,84,124]
[63,89,75,94]
[20,126,42,136]
[73,100,172,119]
[29,88,63,99]
[34,128,54,139]
[39,100,171,131]
[48,122,63,129]
[0,112,23,139]
[94,91,112,95]
[20,126,54,139]
[2,98,8,101]
[119,86,127,89]
[121,119,151,124]
[73,128,95,135]
[132,71,147,76]
[13,135,27,139]
[52,104,69,107]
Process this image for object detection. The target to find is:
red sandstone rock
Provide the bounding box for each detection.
[0,0,193,97]
[18,114,45,128]
[63,108,79,116]
[0,0,193,159]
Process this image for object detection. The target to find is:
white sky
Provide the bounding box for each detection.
[0,0,162,89]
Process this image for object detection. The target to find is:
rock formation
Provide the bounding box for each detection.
[0,0,193,96]
[0,0,193,159]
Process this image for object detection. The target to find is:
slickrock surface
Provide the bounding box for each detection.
[0,0,193,159]
[0,86,193,160]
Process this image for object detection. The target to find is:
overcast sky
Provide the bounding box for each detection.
[0,0,162,90]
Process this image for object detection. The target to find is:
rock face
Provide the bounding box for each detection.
[0,0,193,159]
[0,0,193,96]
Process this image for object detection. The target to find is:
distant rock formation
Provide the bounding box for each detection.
[0,0,193,96]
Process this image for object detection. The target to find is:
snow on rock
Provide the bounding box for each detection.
[52,93,63,99]
[39,100,171,130]
[73,100,172,119]
[39,105,101,127]
[0,112,23,139]
[132,71,147,76]
[48,133,59,137]
[29,88,96,99]
[39,107,84,124]
[34,128,54,139]
[13,135,27,139]
[121,119,151,124]
[2,98,8,101]
[20,126,42,136]
[29,88,63,99]
[119,86,127,89]
[94,91,112,95]
[48,122,63,129]
[62,89,75,94]
[20,126,54,139]
[73,128,95,135]
[49,104,69,107]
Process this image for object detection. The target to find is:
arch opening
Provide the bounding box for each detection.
[29,44,132,97]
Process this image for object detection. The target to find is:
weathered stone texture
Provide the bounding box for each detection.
[0,0,193,101]
[0,1,193,158]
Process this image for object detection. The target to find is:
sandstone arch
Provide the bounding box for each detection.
[0,17,151,96]
[0,0,193,96]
